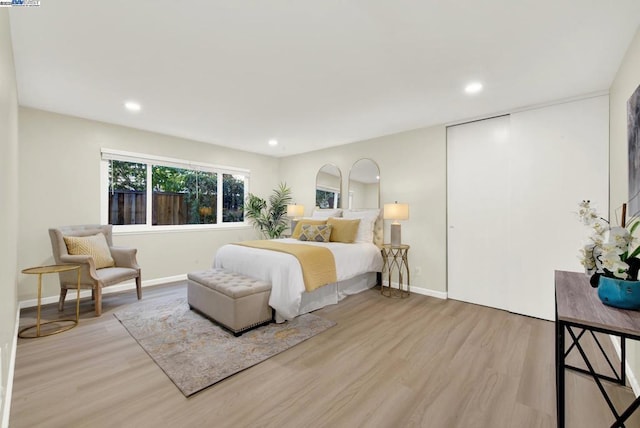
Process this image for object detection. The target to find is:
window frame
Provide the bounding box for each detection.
[100,148,251,233]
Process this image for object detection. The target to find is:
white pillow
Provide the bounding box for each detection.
[311,208,343,219]
[342,209,380,243]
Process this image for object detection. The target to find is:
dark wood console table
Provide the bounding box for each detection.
[555,270,640,427]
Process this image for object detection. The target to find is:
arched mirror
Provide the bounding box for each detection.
[348,159,380,209]
[315,164,342,208]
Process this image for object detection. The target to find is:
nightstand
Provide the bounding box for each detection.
[381,244,410,298]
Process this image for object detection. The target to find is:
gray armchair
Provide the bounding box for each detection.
[49,224,141,316]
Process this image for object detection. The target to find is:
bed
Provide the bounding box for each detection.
[213,209,384,322]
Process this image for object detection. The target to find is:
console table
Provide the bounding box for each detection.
[555,270,640,427]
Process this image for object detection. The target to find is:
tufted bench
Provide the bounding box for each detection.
[187,268,273,336]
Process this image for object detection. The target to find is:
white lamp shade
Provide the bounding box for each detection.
[383,203,409,222]
[287,204,305,218]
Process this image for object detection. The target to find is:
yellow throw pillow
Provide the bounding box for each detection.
[64,233,115,269]
[298,224,332,242]
[292,219,327,239]
[326,217,361,243]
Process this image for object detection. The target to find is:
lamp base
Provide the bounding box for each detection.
[390,223,402,246]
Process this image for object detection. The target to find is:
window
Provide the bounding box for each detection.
[222,174,245,222]
[151,165,218,225]
[108,160,147,225]
[102,149,248,231]
[316,187,340,209]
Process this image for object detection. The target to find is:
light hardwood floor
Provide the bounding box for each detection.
[10,283,640,428]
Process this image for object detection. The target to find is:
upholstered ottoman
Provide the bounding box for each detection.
[187,268,273,336]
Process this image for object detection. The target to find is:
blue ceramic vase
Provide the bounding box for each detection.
[598,276,640,310]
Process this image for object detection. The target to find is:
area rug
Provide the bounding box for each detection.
[113,297,335,397]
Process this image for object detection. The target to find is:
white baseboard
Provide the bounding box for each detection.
[411,286,447,300]
[1,308,20,428]
[18,274,187,309]
[383,281,448,300]
[610,335,640,398]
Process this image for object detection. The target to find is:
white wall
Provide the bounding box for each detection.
[279,126,447,295]
[18,108,280,302]
[610,26,640,394]
[0,9,19,426]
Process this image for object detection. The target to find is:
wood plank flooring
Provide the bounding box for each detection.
[10,283,640,428]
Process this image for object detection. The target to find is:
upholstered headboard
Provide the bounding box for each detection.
[342,208,383,248]
[373,212,383,248]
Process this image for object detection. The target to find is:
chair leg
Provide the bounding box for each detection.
[91,289,95,301]
[58,288,68,312]
[136,275,142,300]
[95,287,102,317]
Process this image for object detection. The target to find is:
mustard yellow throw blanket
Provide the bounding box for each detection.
[233,240,337,292]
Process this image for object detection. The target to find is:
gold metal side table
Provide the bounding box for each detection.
[19,264,81,338]
[381,244,410,298]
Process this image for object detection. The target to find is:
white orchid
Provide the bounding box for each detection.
[592,221,607,237]
[589,232,604,246]
[578,200,600,225]
[578,200,640,280]
[609,226,632,248]
[600,243,627,277]
[578,244,597,273]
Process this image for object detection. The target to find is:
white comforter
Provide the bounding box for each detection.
[213,239,383,320]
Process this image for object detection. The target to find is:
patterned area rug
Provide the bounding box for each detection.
[114,297,335,397]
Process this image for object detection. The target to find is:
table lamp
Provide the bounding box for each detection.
[287,204,305,232]
[384,202,409,246]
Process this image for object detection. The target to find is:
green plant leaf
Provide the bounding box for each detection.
[244,183,293,239]
[628,246,640,260]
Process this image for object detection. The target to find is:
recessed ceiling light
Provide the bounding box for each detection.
[268,139,278,147]
[464,82,483,95]
[124,101,141,112]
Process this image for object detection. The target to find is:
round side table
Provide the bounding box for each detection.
[19,264,81,338]
[381,244,410,298]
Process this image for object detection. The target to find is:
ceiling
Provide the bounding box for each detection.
[8,1,640,157]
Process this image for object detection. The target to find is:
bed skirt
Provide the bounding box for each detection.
[275,272,377,323]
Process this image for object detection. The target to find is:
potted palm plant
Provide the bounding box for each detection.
[245,182,292,239]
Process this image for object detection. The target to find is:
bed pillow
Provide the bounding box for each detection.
[326,217,360,243]
[63,233,115,269]
[298,224,332,242]
[311,208,343,219]
[292,219,327,239]
[342,209,380,243]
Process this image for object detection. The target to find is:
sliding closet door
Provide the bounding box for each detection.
[447,115,511,311]
[507,97,608,319]
[448,96,608,320]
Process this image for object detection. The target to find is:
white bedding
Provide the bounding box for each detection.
[213,238,383,320]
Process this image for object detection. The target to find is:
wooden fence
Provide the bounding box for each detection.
[153,192,187,225]
[109,191,146,225]
[109,190,217,225]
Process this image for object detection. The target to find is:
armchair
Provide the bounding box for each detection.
[49,224,141,316]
